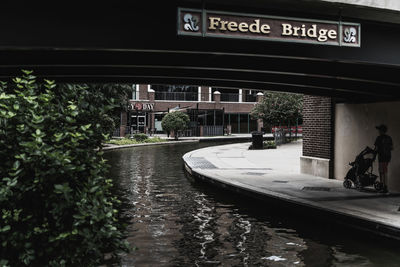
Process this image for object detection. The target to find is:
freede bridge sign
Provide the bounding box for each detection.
[177,8,360,47]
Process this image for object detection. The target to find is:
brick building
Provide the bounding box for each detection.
[119,85,264,136]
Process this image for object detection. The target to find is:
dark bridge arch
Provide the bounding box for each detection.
[1,1,400,102]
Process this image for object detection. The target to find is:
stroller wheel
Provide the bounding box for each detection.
[355,180,362,190]
[374,181,383,191]
[343,179,352,189]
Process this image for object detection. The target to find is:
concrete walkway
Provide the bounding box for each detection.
[183,141,400,240]
[153,133,281,142]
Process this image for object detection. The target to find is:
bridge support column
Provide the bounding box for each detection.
[256,92,264,132]
[120,111,128,137]
[301,95,334,178]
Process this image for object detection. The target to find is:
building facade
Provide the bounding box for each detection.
[119,84,264,137]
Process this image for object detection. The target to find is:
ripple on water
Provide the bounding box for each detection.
[105,143,400,267]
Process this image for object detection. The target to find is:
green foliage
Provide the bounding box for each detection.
[107,137,164,145]
[144,136,163,143]
[161,111,190,140]
[0,71,130,266]
[251,92,303,129]
[133,133,148,142]
[249,140,277,150]
[263,140,277,149]
[56,83,131,142]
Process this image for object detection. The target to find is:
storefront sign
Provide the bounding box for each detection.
[129,102,154,111]
[177,8,360,47]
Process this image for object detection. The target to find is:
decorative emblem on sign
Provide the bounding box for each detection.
[178,8,361,47]
[183,13,199,32]
[343,27,357,43]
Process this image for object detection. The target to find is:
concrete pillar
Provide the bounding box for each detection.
[120,111,127,137]
[213,90,221,103]
[148,88,155,101]
[256,92,265,132]
[257,119,263,132]
[138,84,148,100]
[198,86,201,101]
[199,125,204,137]
[239,89,243,102]
[200,86,209,101]
[256,92,264,102]
[149,113,155,135]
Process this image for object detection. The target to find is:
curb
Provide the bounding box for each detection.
[182,154,400,241]
[102,140,199,151]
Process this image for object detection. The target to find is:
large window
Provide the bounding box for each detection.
[224,113,258,133]
[131,84,138,100]
[152,85,198,101]
[212,88,239,102]
[243,90,258,102]
[186,109,224,126]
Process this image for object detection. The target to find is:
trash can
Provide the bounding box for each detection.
[251,131,264,149]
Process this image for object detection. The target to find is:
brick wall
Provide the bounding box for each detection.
[139,84,148,100]
[302,95,334,160]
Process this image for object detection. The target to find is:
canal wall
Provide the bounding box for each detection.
[183,142,400,241]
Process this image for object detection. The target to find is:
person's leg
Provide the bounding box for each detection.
[379,162,384,183]
[380,162,389,193]
[383,163,389,192]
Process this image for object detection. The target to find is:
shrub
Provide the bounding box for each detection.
[248,140,277,150]
[144,137,163,143]
[161,111,190,140]
[0,71,129,266]
[133,133,148,142]
[264,140,277,149]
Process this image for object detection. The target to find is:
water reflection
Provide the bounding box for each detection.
[105,143,399,267]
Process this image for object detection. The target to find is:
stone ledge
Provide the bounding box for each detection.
[300,156,330,178]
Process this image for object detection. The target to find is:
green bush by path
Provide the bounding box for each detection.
[107,136,164,145]
[133,133,148,142]
[0,71,130,266]
[263,140,277,149]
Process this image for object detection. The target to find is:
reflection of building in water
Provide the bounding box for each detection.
[212,207,308,266]
[261,225,307,266]
[119,84,264,137]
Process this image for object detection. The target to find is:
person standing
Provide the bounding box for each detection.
[374,124,393,193]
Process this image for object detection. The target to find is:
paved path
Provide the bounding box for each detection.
[153,133,281,141]
[183,141,400,240]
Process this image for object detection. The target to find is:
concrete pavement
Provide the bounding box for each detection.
[183,140,400,240]
[153,133,281,142]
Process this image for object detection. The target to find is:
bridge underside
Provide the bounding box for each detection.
[1,1,400,102]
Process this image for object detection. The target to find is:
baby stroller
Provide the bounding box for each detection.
[343,146,383,191]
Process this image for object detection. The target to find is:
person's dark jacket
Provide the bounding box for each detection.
[374,134,393,162]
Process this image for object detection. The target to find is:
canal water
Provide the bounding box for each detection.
[105,142,400,267]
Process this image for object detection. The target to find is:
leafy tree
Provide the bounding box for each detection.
[251,91,303,133]
[161,111,190,140]
[0,71,130,266]
[57,83,132,139]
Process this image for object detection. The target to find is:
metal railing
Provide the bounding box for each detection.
[220,93,239,102]
[244,94,257,102]
[155,91,199,101]
[203,125,224,136]
[274,128,287,146]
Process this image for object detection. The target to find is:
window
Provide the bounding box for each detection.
[131,84,137,100]
[152,85,198,101]
[212,88,240,102]
[244,90,258,102]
